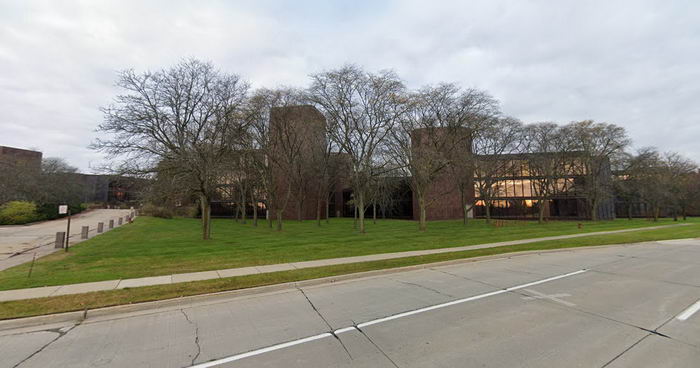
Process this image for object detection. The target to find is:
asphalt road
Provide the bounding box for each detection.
[2,238,700,367]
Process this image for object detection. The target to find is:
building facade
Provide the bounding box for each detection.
[211,106,616,221]
[0,146,42,170]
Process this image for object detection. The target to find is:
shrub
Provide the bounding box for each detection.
[35,203,85,221]
[174,205,199,218]
[141,204,174,219]
[0,201,39,225]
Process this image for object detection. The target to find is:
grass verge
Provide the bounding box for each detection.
[1,222,698,320]
[0,216,695,290]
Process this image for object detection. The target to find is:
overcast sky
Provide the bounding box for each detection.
[1,0,699,172]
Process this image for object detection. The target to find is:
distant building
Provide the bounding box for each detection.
[72,174,143,204]
[470,153,615,220]
[0,146,42,170]
[0,145,141,205]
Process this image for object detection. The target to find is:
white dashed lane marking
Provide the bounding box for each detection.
[677,299,700,321]
[188,269,588,367]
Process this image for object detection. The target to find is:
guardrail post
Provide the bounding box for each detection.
[55,232,65,249]
[81,226,89,239]
[97,222,104,233]
[118,217,123,225]
[109,219,114,229]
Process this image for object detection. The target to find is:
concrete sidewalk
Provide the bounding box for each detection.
[0,223,692,302]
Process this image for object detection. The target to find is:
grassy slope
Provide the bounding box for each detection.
[1,221,699,320]
[0,216,696,291]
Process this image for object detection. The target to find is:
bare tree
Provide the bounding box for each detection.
[627,148,667,221]
[472,117,524,223]
[441,86,499,226]
[387,84,476,231]
[663,152,698,221]
[564,120,630,221]
[39,158,86,206]
[613,152,639,220]
[0,161,40,204]
[308,135,343,226]
[94,59,249,239]
[245,88,319,231]
[523,122,573,223]
[308,65,408,233]
[364,164,403,224]
[682,171,700,220]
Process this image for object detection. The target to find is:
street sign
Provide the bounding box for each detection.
[58,205,68,215]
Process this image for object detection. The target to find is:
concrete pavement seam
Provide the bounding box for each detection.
[600,333,651,368]
[588,269,700,289]
[0,239,691,331]
[295,285,354,360]
[355,325,401,368]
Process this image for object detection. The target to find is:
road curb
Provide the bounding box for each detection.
[3,238,691,332]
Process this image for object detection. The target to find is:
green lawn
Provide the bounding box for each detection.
[0,216,697,291]
[2,220,700,320]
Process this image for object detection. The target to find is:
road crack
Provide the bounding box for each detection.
[389,277,455,298]
[296,286,353,360]
[180,309,201,366]
[12,324,78,368]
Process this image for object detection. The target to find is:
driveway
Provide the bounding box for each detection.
[0,209,133,271]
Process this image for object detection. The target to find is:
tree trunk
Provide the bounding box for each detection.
[200,194,211,240]
[485,199,491,224]
[325,196,330,224]
[240,189,247,224]
[627,203,632,220]
[316,197,321,227]
[252,194,258,227]
[353,204,358,230]
[418,195,427,232]
[538,199,545,224]
[653,206,660,222]
[276,210,283,231]
[590,199,599,222]
[373,202,377,225]
[460,188,468,226]
[297,200,302,222]
[358,192,366,233]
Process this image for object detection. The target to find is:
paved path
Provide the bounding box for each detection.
[0,209,133,272]
[2,238,700,367]
[0,223,690,302]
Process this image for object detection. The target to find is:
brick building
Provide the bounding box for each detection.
[213,106,614,221]
[269,105,328,220]
[0,145,42,170]
[409,127,474,221]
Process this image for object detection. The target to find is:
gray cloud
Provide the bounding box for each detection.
[1,0,699,171]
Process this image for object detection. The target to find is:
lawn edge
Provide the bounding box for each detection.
[0,238,687,331]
